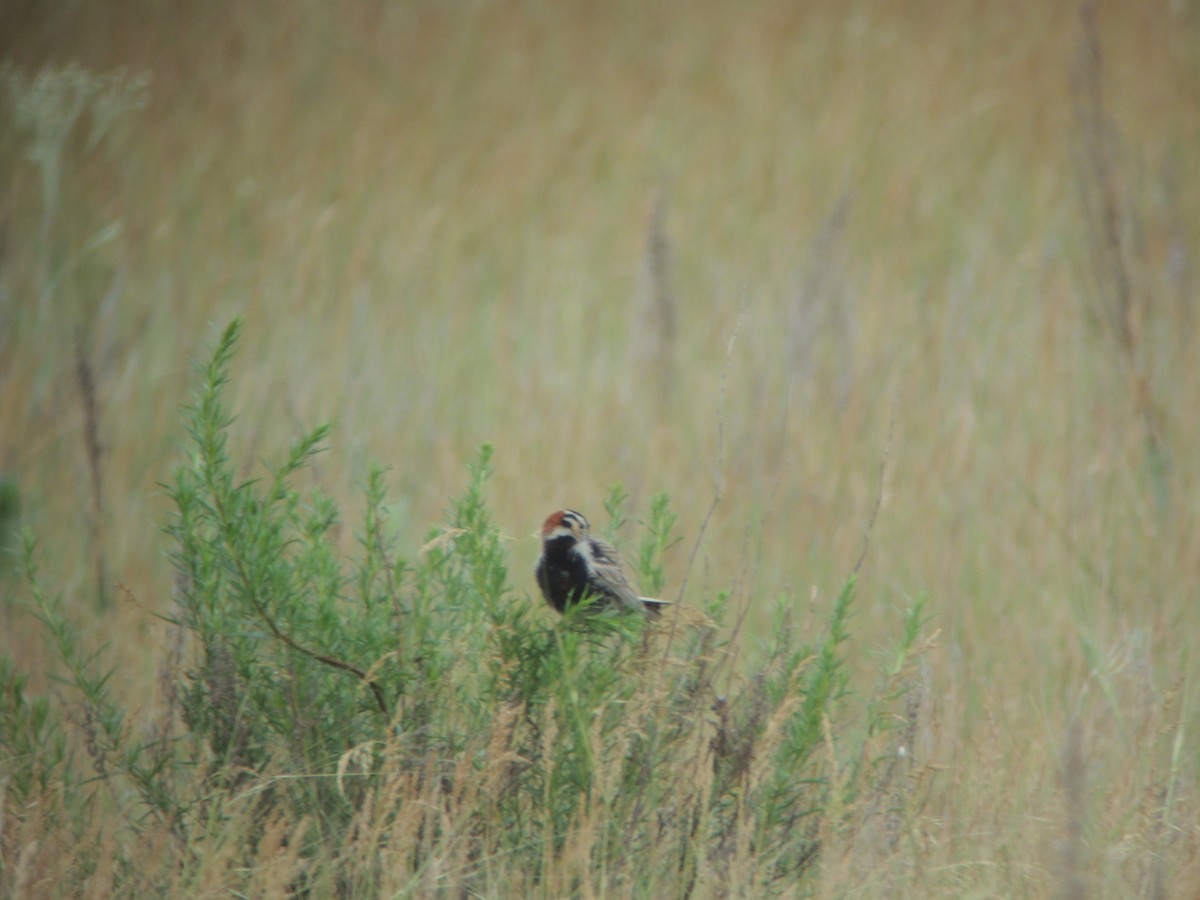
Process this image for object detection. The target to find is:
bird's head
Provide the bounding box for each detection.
[541,508,590,542]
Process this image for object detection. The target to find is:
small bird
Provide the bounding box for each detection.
[535,509,670,616]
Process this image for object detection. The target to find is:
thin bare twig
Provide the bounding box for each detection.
[1072,0,1168,499]
[851,402,894,577]
[1059,719,1087,900]
[74,326,108,608]
[675,293,746,606]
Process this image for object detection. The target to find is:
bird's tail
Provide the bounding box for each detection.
[639,596,672,616]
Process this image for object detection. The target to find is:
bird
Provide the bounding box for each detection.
[535,509,670,616]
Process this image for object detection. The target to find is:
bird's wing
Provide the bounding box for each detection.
[587,538,647,611]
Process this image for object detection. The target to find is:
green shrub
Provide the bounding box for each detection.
[1,319,929,896]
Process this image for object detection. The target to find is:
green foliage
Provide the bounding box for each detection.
[0,321,929,895]
[165,319,397,825]
[0,650,69,806]
[636,492,680,598]
[601,482,630,539]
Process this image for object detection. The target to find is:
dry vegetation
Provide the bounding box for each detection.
[2,0,1199,895]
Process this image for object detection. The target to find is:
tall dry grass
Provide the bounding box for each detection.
[2,0,1199,894]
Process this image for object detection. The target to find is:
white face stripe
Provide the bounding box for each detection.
[562,509,589,532]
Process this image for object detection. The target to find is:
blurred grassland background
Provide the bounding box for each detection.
[2,0,1199,893]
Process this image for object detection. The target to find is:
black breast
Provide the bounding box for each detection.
[536,536,590,612]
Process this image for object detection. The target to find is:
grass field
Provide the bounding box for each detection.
[2,0,1199,895]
